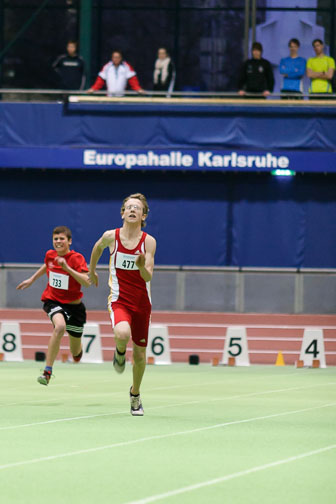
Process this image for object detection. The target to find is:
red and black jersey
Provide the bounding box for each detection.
[41,249,88,304]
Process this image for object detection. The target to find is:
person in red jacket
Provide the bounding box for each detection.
[89,193,156,416]
[16,226,90,385]
[88,50,144,97]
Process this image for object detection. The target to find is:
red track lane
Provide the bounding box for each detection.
[1,309,336,365]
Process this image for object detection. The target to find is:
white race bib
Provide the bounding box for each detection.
[49,271,69,290]
[115,252,139,270]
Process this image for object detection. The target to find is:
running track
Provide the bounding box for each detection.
[1,309,336,365]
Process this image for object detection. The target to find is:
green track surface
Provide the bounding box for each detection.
[0,362,335,504]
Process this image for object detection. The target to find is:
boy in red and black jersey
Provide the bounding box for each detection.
[17,226,90,385]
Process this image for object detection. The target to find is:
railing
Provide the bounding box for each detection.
[1,263,335,312]
[1,88,336,103]
[1,263,336,274]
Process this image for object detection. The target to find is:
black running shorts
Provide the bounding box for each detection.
[43,300,86,338]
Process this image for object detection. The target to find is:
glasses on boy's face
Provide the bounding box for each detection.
[125,204,141,211]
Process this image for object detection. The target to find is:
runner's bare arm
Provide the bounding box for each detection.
[89,230,115,287]
[16,264,47,290]
[136,235,156,282]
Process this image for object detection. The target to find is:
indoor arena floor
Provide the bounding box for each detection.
[0,361,335,504]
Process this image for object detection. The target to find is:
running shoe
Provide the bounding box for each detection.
[113,351,126,374]
[73,349,83,363]
[37,370,51,386]
[130,387,144,416]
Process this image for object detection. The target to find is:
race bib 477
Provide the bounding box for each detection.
[115,252,139,270]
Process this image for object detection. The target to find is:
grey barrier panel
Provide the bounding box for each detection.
[244,273,296,313]
[0,269,7,307]
[184,271,237,312]
[2,265,336,314]
[83,271,110,310]
[7,269,47,309]
[303,274,336,314]
[84,271,178,311]
[151,271,178,311]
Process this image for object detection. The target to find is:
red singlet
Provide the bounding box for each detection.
[41,249,88,304]
[108,229,151,309]
[108,229,151,347]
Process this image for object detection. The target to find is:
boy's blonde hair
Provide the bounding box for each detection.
[121,193,149,228]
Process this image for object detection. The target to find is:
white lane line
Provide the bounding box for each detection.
[0,380,234,407]
[1,382,335,431]
[0,402,335,471]
[5,318,336,329]
[0,370,309,406]
[126,443,336,504]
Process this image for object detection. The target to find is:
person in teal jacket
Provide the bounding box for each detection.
[279,38,306,97]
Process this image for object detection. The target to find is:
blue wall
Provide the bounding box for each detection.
[1,101,336,268]
[1,170,335,268]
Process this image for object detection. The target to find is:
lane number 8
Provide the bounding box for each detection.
[2,333,17,352]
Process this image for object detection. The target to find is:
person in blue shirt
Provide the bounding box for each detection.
[279,38,306,98]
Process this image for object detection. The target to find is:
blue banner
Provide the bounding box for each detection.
[1,146,335,172]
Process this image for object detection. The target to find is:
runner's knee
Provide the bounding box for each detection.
[133,345,146,365]
[114,325,130,344]
[53,319,66,338]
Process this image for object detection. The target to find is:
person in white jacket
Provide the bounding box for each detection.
[88,50,144,97]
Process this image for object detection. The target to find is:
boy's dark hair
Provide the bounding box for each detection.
[312,39,323,46]
[252,42,263,53]
[289,38,300,47]
[53,226,72,240]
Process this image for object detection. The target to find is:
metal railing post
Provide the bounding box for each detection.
[79,0,93,89]
[244,0,250,60]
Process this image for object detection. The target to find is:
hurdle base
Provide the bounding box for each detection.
[228,357,236,367]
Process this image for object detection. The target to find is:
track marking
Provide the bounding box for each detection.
[0,402,335,470]
[0,368,331,407]
[1,382,335,430]
[0,380,239,407]
[4,318,336,329]
[126,443,336,504]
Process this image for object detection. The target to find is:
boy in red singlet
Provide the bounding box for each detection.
[89,193,156,416]
[16,226,90,385]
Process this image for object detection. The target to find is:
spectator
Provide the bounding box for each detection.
[153,47,175,95]
[238,42,274,98]
[279,38,306,98]
[88,50,144,97]
[52,40,85,90]
[306,39,335,97]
